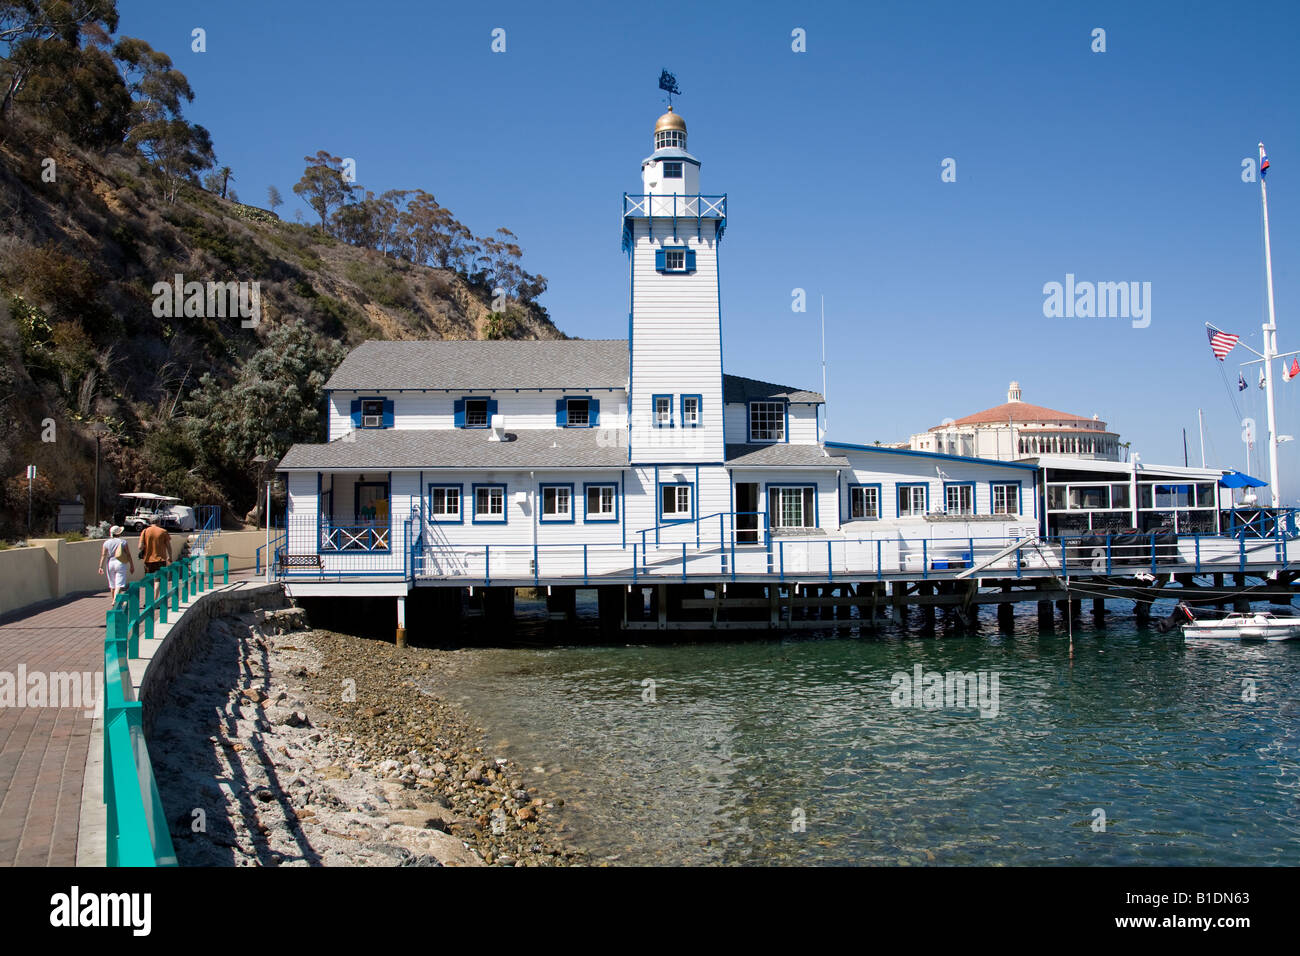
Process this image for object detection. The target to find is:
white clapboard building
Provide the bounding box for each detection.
[276,106,1036,600]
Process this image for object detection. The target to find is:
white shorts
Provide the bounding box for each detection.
[106,559,128,590]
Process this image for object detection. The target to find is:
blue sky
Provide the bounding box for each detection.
[120,1,1300,496]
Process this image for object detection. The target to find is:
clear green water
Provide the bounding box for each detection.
[420,601,1300,865]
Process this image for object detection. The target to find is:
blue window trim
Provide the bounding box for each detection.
[765,482,820,530]
[746,399,789,443]
[538,483,576,523]
[662,161,683,179]
[356,396,392,429]
[456,396,496,429]
[896,482,930,518]
[565,395,597,428]
[353,481,392,544]
[652,394,674,428]
[471,483,508,524]
[680,393,703,428]
[427,483,464,524]
[942,481,977,515]
[657,480,696,524]
[655,245,696,273]
[989,480,1024,516]
[582,481,620,523]
[847,482,883,520]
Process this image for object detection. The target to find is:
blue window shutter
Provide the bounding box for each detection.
[590,398,600,426]
[381,399,394,428]
[453,399,465,427]
[350,399,361,428]
[555,398,567,426]
[686,249,696,271]
[655,249,666,271]
[487,399,498,421]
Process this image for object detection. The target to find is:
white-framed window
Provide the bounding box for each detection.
[654,395,673,427]
[663,161,683,178]
[665,249,685,271]
[464,398,489,427]
[749,401,785,442]
[681,395,700,427]
[585,484,617,521]
[898,484,927,517]
[429,486,461,522]
[541,485,572,521]
[661,483,692,519]
[566,398,589,427]
[945,484,973,515]
[655,129,685,150]
[850,486,879,519]
[992,483,1020,515]
[770,486,816,529]
[474,485,505,521]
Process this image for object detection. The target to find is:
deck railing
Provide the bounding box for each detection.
[104,552,229,866]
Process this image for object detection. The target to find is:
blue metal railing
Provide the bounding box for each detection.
[194,505,221,551]
[1226,507,1300,539]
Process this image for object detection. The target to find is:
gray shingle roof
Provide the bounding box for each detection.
[725,444,848,467]
[722,375,823,404]
[326,339,629,391]
[280,428,628,471]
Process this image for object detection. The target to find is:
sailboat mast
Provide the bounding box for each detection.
[1198,407,1206,468]
[1259,142,1282,508]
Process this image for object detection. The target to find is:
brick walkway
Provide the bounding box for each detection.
[0,589,116,867]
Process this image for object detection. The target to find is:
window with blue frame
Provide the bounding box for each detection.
[681,394,701,427]
[653,395,673,427]
[428,485,462,523]
[584,483,618,522]
[351,397,394,429]
[769,485,816,529]
[850,485,880,519]
[663,161,683,178]
[897,483,928,517]
[660,483,693,521]
[454,396,497,428]
[473,484,506,523]
[944,483,975,515]
[540,484,574,522]
[991,482,1021,515]
[655,247,695,273]
[555,396,599,427]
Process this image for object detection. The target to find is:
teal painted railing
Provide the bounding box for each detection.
[104,551,228,866]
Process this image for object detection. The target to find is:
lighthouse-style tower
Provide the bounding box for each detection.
[624,106,726,464]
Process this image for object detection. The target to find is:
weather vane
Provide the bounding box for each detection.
[658,70,681,108]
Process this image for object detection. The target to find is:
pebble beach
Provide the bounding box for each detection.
[149,608,585,867]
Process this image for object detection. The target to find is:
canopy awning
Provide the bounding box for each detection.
[1219,471,1268,489]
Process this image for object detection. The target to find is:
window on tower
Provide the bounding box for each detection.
[665,250,685,271]
[663,161,682,178]
[656,130,685,150]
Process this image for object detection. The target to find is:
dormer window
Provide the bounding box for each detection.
[663,161,683,178]
[361,399,383,427]
[464,398,489,427]
[567,398,589,426]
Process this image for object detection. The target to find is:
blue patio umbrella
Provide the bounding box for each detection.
[1219,471,1269,489]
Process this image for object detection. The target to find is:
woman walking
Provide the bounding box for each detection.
[98,525,135,605]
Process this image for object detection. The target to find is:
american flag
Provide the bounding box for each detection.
[1208,326,1240,361]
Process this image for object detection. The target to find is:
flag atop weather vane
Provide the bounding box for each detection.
[658,70,681,107]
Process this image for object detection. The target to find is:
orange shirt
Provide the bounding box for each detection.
[138,525,171,564]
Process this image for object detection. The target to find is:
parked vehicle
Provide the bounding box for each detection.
[115,493,197,533]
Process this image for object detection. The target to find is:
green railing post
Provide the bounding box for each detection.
[142,573,155,643]
[125,583,141,658]
[180,559,190,603]
[170,565,181,612]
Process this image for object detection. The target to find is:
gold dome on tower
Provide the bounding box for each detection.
[654,105,687,133]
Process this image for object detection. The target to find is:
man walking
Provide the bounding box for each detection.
[138,515,172,574]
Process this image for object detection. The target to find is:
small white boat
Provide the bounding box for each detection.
[1181,605,1300,642]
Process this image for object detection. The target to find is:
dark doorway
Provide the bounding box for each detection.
[736,482,759,543]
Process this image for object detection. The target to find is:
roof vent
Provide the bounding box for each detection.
[488,413,505,442]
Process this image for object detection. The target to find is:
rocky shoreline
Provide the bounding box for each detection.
[150,607,585,866]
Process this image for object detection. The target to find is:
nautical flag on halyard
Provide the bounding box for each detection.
[1288,358,1299,381]
[1261,146,1270,178]
[1208,325,1240,360]
[1239,372,1248,391]
[1260,368,1267,389]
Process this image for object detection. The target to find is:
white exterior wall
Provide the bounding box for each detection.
[835,448,1038,531]
[328,390,628,439]
[628,218,724,463]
